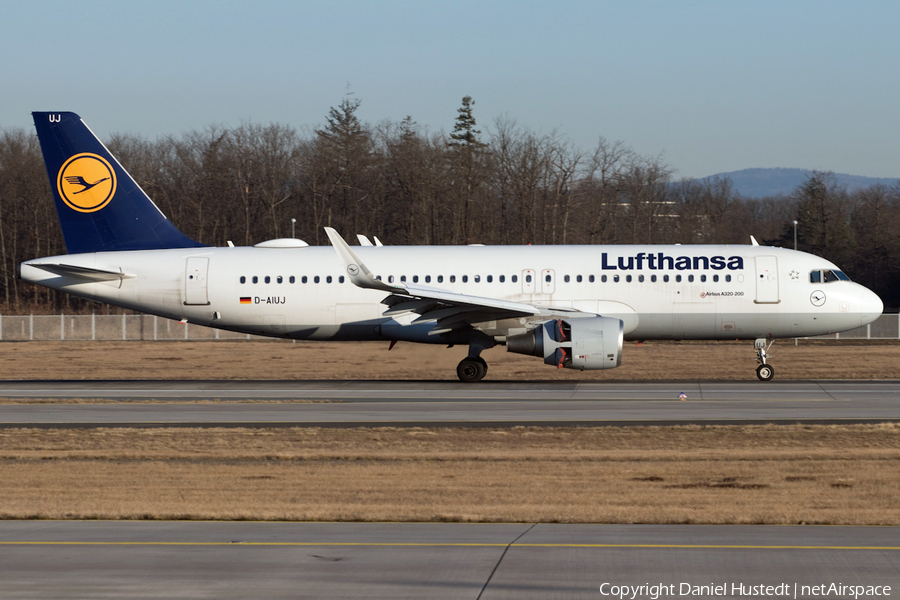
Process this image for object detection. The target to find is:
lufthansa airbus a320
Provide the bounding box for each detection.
[19,112,884,382]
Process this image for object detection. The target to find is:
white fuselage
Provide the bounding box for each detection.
[20,243,884,344]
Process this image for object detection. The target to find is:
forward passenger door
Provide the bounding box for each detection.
[754,256,779,304]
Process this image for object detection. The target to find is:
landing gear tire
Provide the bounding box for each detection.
[475,356,488,374]
[457,358,487,383]
[756,364,775,381]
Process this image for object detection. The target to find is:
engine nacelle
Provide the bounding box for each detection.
[506,316,623,370]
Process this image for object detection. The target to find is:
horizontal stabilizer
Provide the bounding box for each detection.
[26,263,135,282]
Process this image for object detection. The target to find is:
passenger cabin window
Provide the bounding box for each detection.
[438,275,443,283]
[326,276,332,283]
[725,275,731,282]
[462,275,468,283]
[676,275,682,283]
[688,275,694,283]
[499,275,505,283]
[625,275,632,283]
[289,276,295,284]
[425,275,431,283]
[512,275,518,283]
[601,275,607,283]
[564,275,570,283]
[450,275,456,283]
[712,275,718,282]
[302,276,307,284]
[700,275,706,282]
[663,275,669,283]
[589,275,595,283]
[240,276,246,284]
[339,276,345,283]
[487,275,493,283]
[474,275,480,283]
[314,276,320,283]
[613,275,620,283]
[577,275,583,283]
[277,276,283,284]
[526,274,532,283]
[651,275,657,283]
[638,275,644,283]
[252,276,258,284]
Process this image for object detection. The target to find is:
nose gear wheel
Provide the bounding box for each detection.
[754,338,775,381]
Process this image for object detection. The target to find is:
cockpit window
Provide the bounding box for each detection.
[811,269,851,283]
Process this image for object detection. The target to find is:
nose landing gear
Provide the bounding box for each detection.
[754,338,775,381]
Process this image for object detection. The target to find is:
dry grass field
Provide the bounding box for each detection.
[1,340,898,524]
[1,425,899,524]
[0,339,899,380]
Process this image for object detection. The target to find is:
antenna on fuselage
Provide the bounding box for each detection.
[750,235,760,246]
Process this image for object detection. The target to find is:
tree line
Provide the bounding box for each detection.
[1,95,898,313]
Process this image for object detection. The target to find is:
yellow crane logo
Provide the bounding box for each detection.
[57,153,117,213]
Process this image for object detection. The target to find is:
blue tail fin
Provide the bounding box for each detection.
[32,112,206,254]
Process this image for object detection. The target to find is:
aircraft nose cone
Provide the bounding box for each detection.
[859,287,884,325]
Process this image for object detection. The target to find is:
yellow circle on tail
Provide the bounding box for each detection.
[57,153,117,213]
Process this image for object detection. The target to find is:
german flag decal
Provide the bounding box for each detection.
[240,297,252,304]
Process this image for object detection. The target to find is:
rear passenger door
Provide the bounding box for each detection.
[184,257,210,305]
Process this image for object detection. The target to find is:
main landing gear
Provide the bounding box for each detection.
[456,332,495,383]
[457,356,488,383]
[754,338,775,381]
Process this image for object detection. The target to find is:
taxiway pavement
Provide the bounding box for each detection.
[0,522,897,599]
[0,380,899,427]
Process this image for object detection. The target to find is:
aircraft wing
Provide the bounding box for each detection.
[380,283,543,335]
[325,228,568,335]
[25,263,136,282]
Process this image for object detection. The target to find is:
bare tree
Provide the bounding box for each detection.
[580,137,634,244]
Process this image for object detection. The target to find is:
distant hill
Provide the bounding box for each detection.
[700,168,898,199]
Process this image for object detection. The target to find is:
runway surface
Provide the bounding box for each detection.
[1,380,899,427]
[0,522,897,599]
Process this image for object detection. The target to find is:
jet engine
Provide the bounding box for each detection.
[506,316,623,370]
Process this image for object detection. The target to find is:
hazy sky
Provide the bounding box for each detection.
[3,0,898,178]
